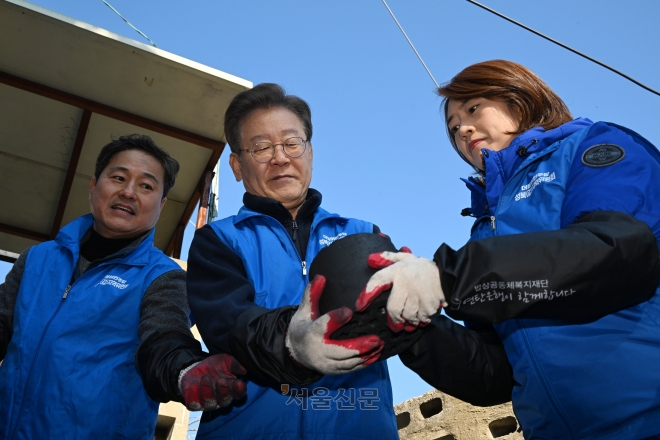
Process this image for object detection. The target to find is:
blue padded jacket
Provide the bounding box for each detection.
[0,214,181,440]
[195,205,399,440]
[465,119,660,439]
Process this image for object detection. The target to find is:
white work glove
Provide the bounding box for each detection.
[356,248,447,332]
[285,275,384,375]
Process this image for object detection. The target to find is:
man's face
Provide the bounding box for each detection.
[89,149,167,239]
[229,107,313,217]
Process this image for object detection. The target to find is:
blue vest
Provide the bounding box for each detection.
[467,121,660,439]
[0,215,181,440]
[199,206,399,440]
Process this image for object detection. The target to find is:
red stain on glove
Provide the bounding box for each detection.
[180,354,247,411]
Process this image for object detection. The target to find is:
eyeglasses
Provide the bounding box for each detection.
[239,137,308,163]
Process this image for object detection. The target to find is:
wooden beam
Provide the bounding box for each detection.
[170,224,185,260]
[0,70,224,152]
[0,249,20,264]
[50,109,91,239]
[165,148,223,257]
[0,223,49,242]
[195,169,215,229]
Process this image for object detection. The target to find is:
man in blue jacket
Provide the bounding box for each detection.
[187,83,399,439]
[0,135,246,439]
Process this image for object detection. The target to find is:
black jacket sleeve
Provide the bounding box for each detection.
[187,226,322,386]
[437,210,660,323]
[399,316,513,406]
[228,305,322,385]
[137,329,207,403]
[136,269,208,403]
[0,248,29,361]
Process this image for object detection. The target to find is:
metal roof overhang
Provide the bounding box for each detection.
[0,0,251,261]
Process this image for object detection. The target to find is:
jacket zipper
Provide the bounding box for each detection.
[292,220,299,243]
[257,216,308,278]
[292,219,307,437]
[9,284,72,439]
[242,214,339,279]
[292,220,307,275]
[8,254,126,439]
[482,152,497,232]
[482,139,548,235]
[491,141,553,221]
[502,141,577,436]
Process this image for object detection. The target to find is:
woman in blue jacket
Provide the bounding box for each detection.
[364,60,660,439]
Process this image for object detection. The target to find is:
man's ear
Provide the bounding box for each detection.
[308,142,313,169]
[160,197,167,210]
[89,177,97,199]
[229,153,243,182]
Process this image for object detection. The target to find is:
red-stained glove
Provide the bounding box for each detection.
[178,354,247,411]
[285,275,384,374]
[356,248,447,332]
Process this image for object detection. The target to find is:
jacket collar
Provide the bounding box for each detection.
[242,188,322,224]
[55,214,155,266]
[235,188,325,223]
[463,118,593,216]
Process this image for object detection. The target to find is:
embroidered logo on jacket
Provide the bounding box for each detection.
[515,172,556,201]
[95,275,129,289]
[582,144,625,167]
[319,232,347,246]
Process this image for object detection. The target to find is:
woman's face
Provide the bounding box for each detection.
[446,98,520,170]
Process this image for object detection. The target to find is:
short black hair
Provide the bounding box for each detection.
[224,83,313,154]
[94,134,180,198]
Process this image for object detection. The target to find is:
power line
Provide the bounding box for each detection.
[466,0,660,97]
[102,0,158,48]
[381,0,439,88]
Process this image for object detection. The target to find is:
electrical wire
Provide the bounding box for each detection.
[102,0,158,48]
[466,0,660,97]
[381,0,439,88]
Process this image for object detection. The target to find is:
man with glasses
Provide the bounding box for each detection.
[186,83,399,439]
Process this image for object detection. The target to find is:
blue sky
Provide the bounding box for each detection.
[2,0,659,407]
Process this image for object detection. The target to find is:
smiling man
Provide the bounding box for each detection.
[0,135,246,439]
[186,84,399,440]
